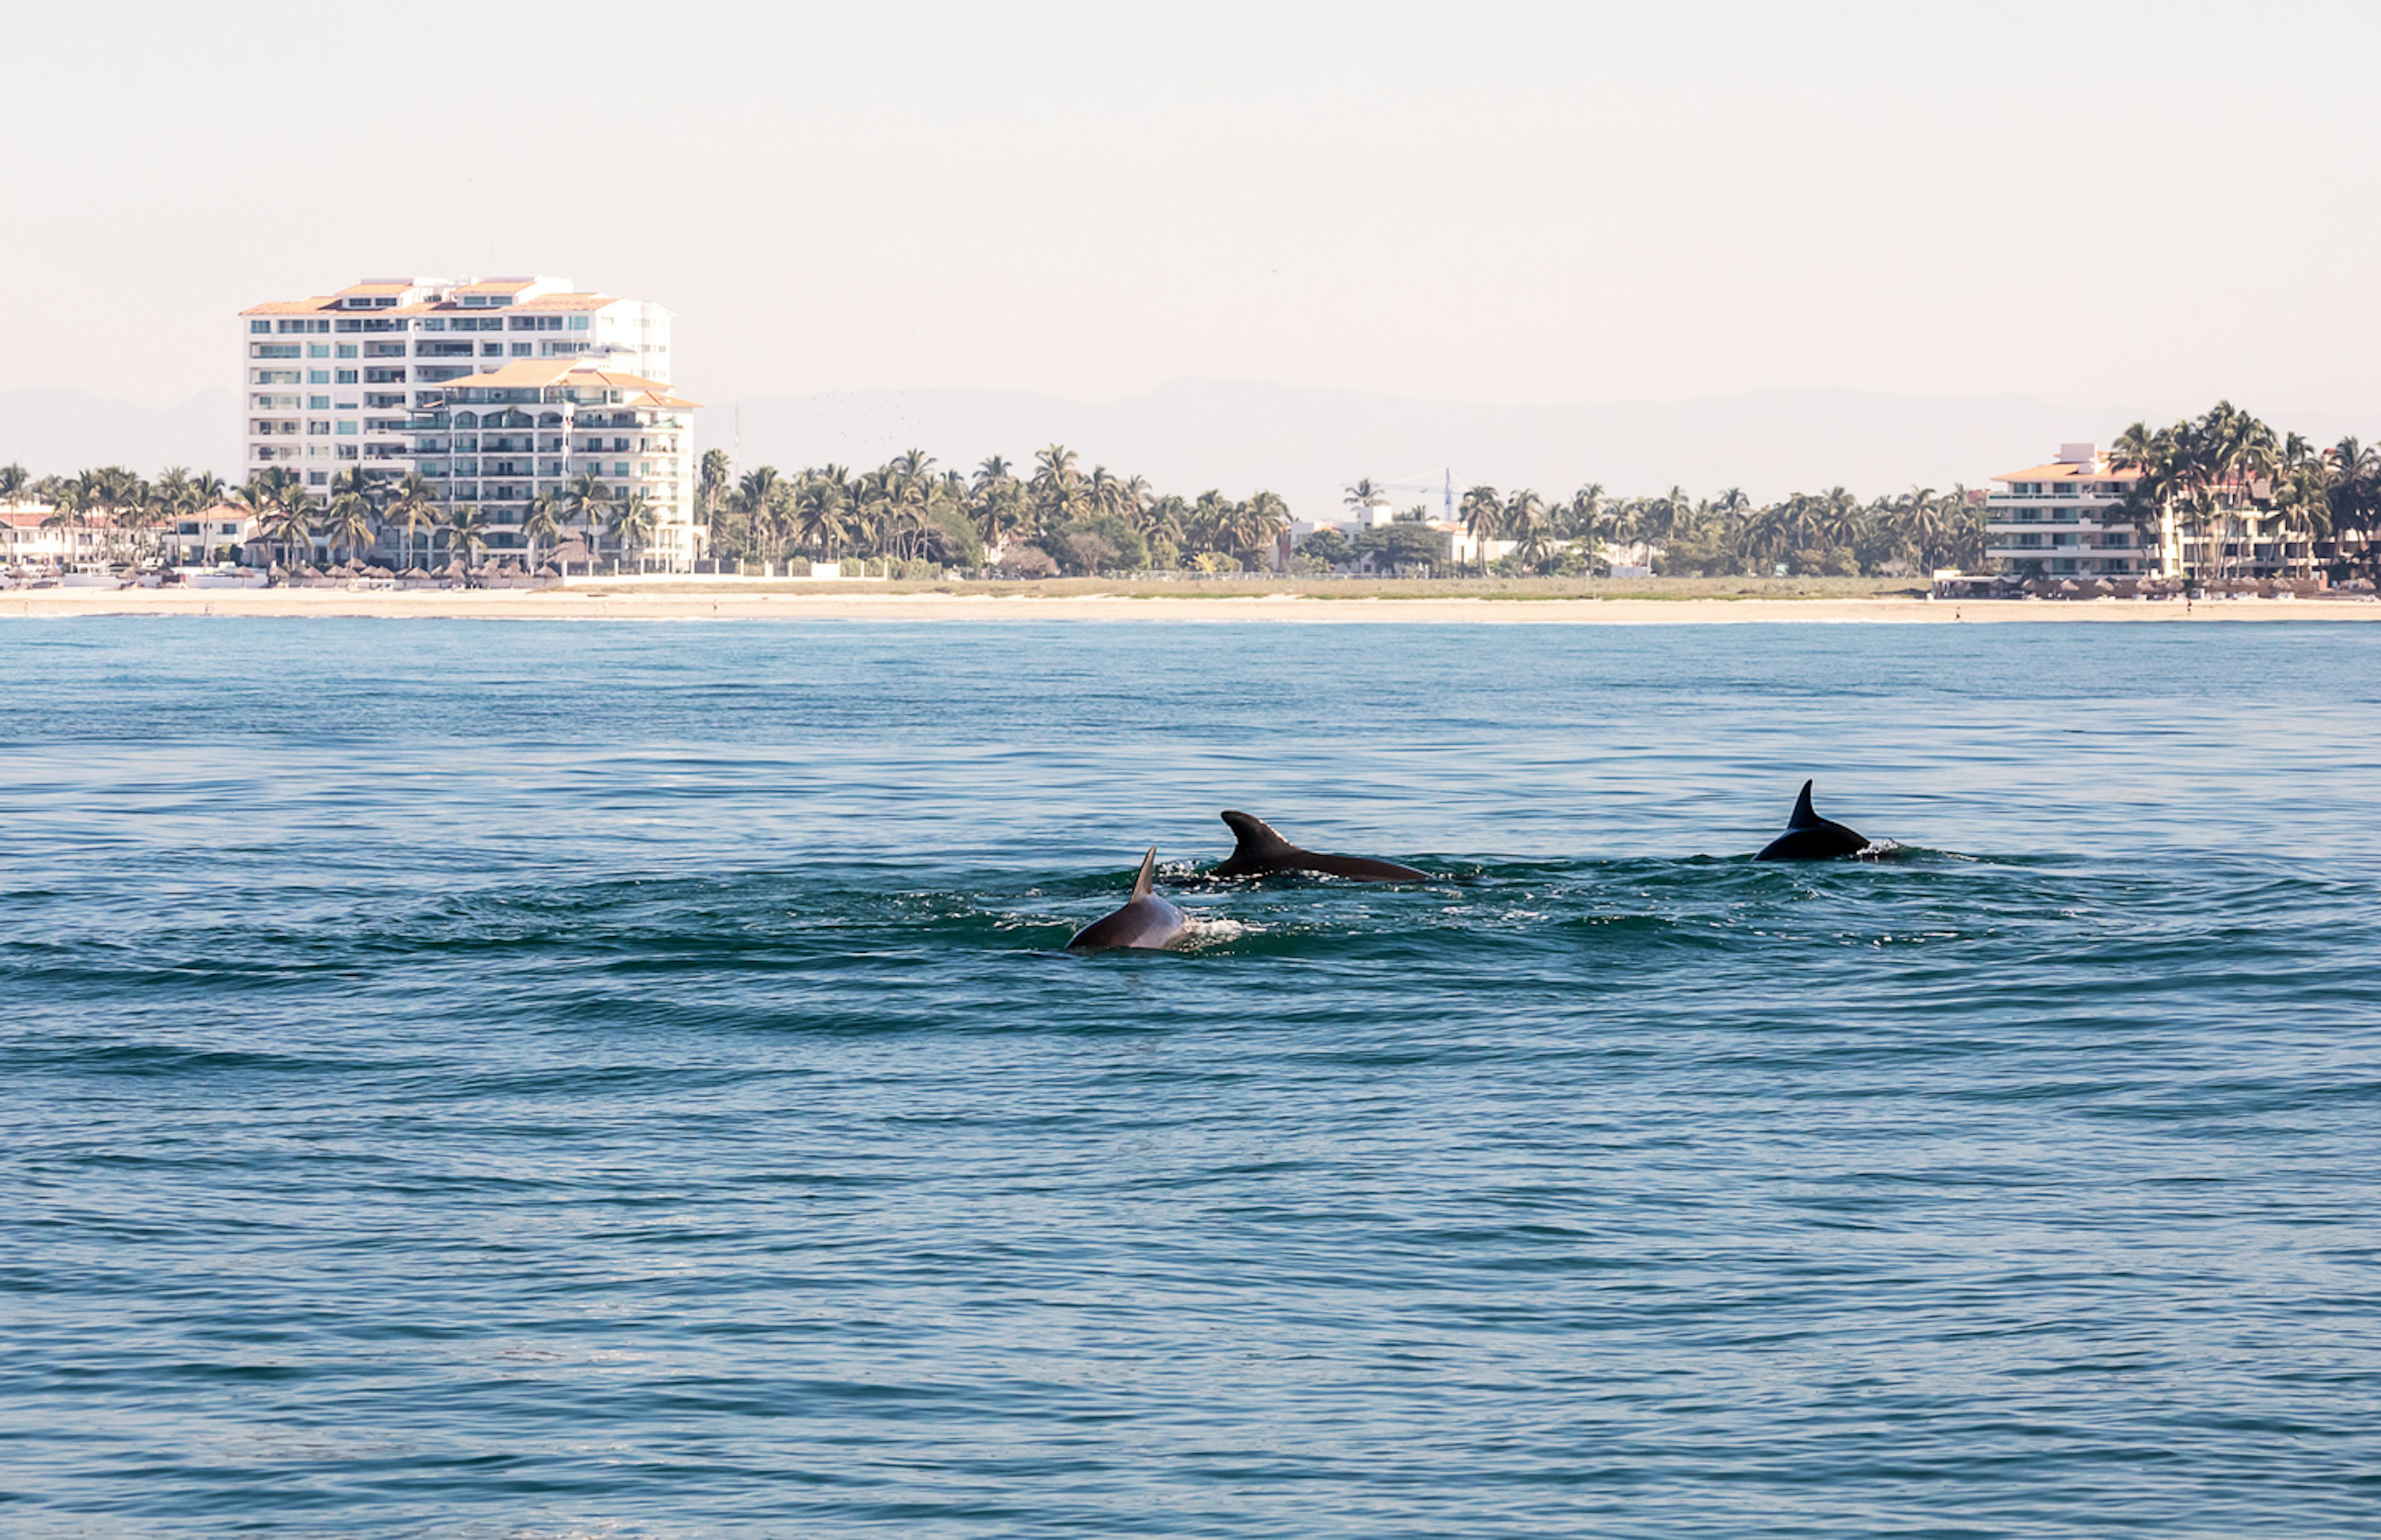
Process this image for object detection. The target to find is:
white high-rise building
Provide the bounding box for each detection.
[239,276,699,569]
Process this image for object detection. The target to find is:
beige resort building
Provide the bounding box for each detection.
[1984,445,2156,580]
[1986,441,2320,582]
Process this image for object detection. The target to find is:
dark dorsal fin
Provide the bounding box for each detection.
[1130,847,1157,900]
[1220,810,1297,864]
[1788,779,1822,830]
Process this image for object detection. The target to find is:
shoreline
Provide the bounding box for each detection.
[1,585,2377,623]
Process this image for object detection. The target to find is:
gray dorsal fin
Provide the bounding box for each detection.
[1220,810,1296,862]
[1788,779,1821,829]
[1131,847,1157,900]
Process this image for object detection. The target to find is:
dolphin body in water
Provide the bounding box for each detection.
[1210,811,1432,882]
[1066,849,1192,950]
[1754,780,1877,861]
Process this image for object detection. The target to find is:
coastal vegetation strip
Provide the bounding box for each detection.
[6,399,2377,583]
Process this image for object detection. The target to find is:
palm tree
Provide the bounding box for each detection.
[1143,494,1189,559]
[794,477,848,559]
[1560,483,1606,547]
[524,492,569,570]
[1030,445,1084,533]
[40,483,88,570]
[2326,437,2381,569]
[384,474,441,572]
[567,469,613,563]
[74,466,143,563]
[698,448,731,548]
[1120,474,1152,528]
[444,503,492,568]
[610,492,660,571]
[0,462,27,507]
[1459,485,1504,573]
[1817,487,1863,556]
[323,491,377,564]
[260,488,319,570]
[1343,477,1384,513]
[1502,490,1546,572]
[1240,490,1291,571]
[1506,490,1553,572]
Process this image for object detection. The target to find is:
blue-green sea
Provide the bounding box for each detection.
[4,617,2379,1537]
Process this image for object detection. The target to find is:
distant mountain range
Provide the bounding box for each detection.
[7,379,2370,510]
[0,389,241,481]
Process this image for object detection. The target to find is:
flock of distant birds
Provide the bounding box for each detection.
[1068,780,1881,949]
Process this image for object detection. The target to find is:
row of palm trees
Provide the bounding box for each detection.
[685,444,1986,578]
[697,445,1295,573]
[2109,402,2381,580]
[1383,480,1989,577]
[0,462,662,572]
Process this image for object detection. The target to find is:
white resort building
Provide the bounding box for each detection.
[1984,444,2158,580]
[239,277,699,569]
[1288,493,1518,572]
[420,359,701,570]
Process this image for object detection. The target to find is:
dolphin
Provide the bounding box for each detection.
[1754,780,1877,861]
[1066,848,1192,950]
[1210,810,1432,882]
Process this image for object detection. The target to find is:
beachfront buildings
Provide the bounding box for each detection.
[1,502,261,569]
[239,277,700,569]
[1,505,106,567]
[1288,493,1519,572]
[1985,441,2330,583]
[415,358,702,570]
[1984,445,2159,580]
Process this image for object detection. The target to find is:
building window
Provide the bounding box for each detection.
[337,343,358,358]
[308,343,330,359]
[336,370,358,384]
[569,317,590,331]
[511,342,531,356]
[482,343,505,356]
[308,471,329,485]
[309,370,330,384]
[308,395,330,409]
[250,320,271,334]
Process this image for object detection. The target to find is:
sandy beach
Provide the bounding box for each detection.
[2,583,2375,623]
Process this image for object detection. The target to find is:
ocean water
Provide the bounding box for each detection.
[3,617,2379,1538]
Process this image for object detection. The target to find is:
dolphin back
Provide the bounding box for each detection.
[1754,779,1871,861]
[1068,847,1190,949]
[1212,810,1429,882]
[1212,812,1297,877]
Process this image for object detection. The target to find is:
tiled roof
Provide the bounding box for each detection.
[512,293,621,313]
[1993,461,2144,483]
[383,291,619,317]
[434,358,701,409]
[240,297,338,316]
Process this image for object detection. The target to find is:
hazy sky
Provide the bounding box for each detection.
[9,0,2379,420]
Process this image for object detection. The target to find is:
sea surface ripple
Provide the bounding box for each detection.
[2,617,2379,1537]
